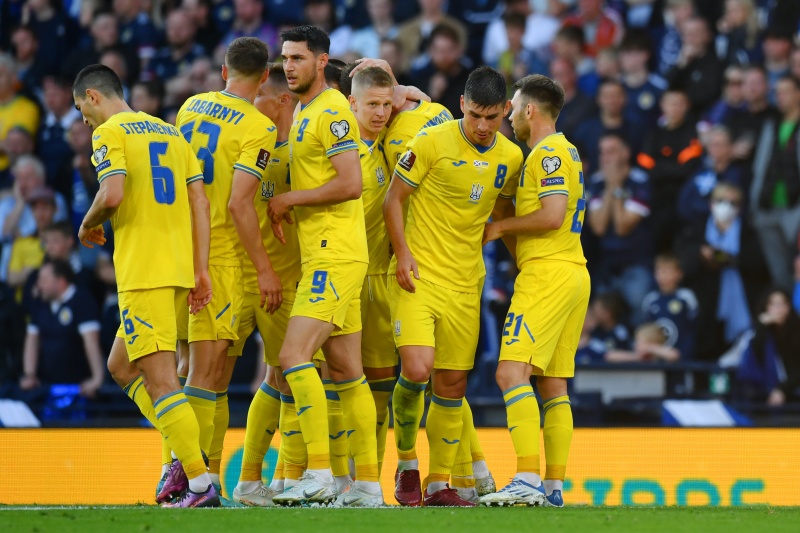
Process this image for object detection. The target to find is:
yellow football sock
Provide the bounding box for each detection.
[503,384,540,475]
[369,377,394,474]
[324,380,349,477]
[154,390,206,479]
[392,374,427,459]
[124,377,171,467]
[280,394,308,472]
[284,363,329,471]
[184,385,216,455]
[208,390,229,476]
[424,395,463,485]
[337,375,379,482]
[463,399,486,463]
[543,395,573,481]
[240,382,281,482]
[274,447,285,481]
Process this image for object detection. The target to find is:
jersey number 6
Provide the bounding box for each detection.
[148,142,176,205]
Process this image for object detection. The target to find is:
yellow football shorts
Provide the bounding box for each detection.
[499,261,590,377]
[388,276,480,371]
[361,273,398,368]
[291,259,367,336]
[188,264,242,343]
[117,286,190,361]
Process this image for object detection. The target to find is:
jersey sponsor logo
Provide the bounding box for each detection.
[542,156,561,175]
[473,160,489,169]
[469,183,484,203]
[95,160,111,172]
[388,139,402,145]
[92,135,101,141]
[256,148,270,170]
[452,160,467,167]
[505,339,520,345]
[93,145,108,164]
[296,406,312,416]
[267,126,277,132]
[541,146,555,152]
[376,166,386,186]
[398,151,416,172]
[442,438,460,445]
[127,335,139,345]
[323,109,339,115]
[541,177,565,187]
[261,180,275,199]
[268,158,281,165]
[330,120,350,140]
[309,296,325,303]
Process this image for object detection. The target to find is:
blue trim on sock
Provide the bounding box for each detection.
[283,363,316,376]
[505,392,535,407]
[153,390,182,409]
[259,382,281,400]
[368,379,397,392]
[325,390,340,401]
[431,395,463,408]
[398,375,428,392]
[216,390,228,399]
[280,394,295,404]
[156,398,188,419]
[131,380,144,401]
[184,385,216,401]
[123,376,140,395]
[502,384,532,396]
[334,374,366,386]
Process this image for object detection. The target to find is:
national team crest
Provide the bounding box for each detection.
[394,320,401,336]
[376,167,386,186]
[469,183,484,203]
[261,180,275,200]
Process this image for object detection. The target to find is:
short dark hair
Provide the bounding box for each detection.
[599,132,630,150]
[502,12,526,30]
[350,66,394,98]
[619,29,653,53]
[595,291,628,323]
[512,74,565,119]
[464,66,507,109]
[777,74,800,90]
[280,24,330,55]
[43,221,75,239]
[266,62,289,90]
[133,79,164,100]
[339,63,356,97]
[72,64,124,99]
[43,258,76,285]
[325,58,344,89]
[429,24,461,48]
[225,37,269,78]
[655,252,683,271]
[555,25,585,47]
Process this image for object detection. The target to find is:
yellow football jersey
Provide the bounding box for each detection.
[359,137,391,275]
[391,120,523,293]
[515,132,587,267]
[289,88,368,265]
[0,95,40,171]
[91,111,202,291]
[241,140,303,294]
[384,101,453,165]
[176,91,277,267]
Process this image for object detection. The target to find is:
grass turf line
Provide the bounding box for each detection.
[3,507,800,533]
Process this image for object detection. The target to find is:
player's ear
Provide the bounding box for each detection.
[86,88,100,106]
[221,64,229,82]
[459,95,465,115]
[348,94,357,111]
[260,68,269,85]
[318,52,329,70]
[503,99,511,117]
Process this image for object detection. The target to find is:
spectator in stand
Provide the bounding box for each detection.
[725,65,779,164]
[587,134,653,325]
[304,0,352,59]
[348,0,399,60]
[410,24,470,116]
[678,125,748,226]
[397,0,467,62]
[20,0,78,77]
[264,0,305,27]
[604,322,681,363]
[452,0,505,66]
[790,47,800,82]
[19,259,104,400]
[737,288,800,406]
[145,9,206,81]
[481,0,560,68]
[130,80,164,117]
[62,10,127,80]
[576,291,632,363]
[551,57,595,140]
[666,16,724,115]
[676,182,768,360]
[573,80,646,173]
[751,75,800,291]
[63,120,98,235]
[761,28,792,105]
[642,253,698,360]
[654,0,695,77]
[0,127,35,190]
[562,0,624,58]
[552,26,598,97]
[217,0,279,60]
[701,65,747,130]
[182,0,222,55]
[637,89,703,252]
[113,0,161,76]
[714,0,762,67]
[379,38,413,86]
[98,48,131,101]
[0,55,39,181]
[10,25,44,92]
[37,75,82,201]
[620,29,668,126]
[494,13,549,92]
[7,187,56,291]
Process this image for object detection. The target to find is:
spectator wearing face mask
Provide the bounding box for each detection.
[676,183,769,361]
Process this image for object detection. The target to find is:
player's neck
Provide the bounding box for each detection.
[223,80,258,104]
[296,76,328,106]
[358,124,379,142]
[276,109,294,143]
[100,99,135,123]
[527,122,557,150]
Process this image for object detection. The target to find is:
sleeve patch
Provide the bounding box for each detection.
[256,148,270,170]
[541,177,565,187]
[398,150,416,172]
[541,156,561,175]
[330,120,351,140]
[93,145,108,165]
[95,160,111,172]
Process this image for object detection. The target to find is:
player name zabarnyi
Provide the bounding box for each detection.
[183,98,247,125]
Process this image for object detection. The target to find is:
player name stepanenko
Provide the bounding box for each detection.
[118,120,181,136]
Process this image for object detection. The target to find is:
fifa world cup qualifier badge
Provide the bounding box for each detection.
[256,148,271,170]
[398,150,416,172]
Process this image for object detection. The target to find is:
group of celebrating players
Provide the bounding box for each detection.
[71,23,589,509]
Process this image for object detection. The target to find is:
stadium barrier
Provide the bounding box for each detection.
[1,428,795,506]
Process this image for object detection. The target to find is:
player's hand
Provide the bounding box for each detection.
[258,267,283,314]
[395,250,420,293]
[482,222,503,245]
[268,193,294,224]
[351,58,396,83]
[768,388,786,407]
[271,221,286,245]
[19,374,39,391]
[79,377,103,399]
[78,224,106,248]
[188,270,213,314]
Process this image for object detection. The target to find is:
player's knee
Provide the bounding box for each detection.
[495,363,524,392]
[400,365,430,384]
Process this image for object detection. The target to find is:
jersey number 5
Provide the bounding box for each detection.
[570,171,586,234]
[148,142,175,205]
[180,120,221,184]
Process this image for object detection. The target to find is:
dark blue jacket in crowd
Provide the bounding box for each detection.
[642,288,699,360]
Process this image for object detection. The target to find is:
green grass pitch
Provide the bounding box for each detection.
[2,506,800,533]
